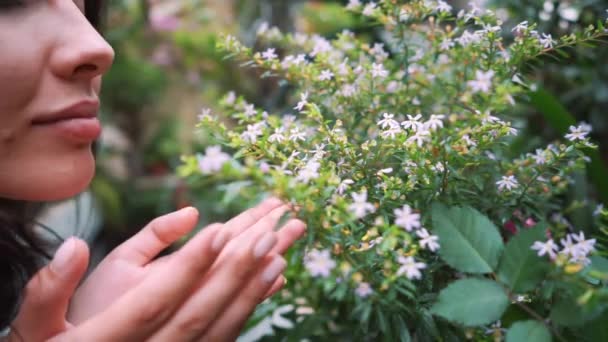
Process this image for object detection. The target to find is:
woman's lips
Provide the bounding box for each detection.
[32,101,101,144]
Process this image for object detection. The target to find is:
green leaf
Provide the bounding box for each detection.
[497,224,550,292]
[505,320,552,342]
[431,204,504,274]
[430,278,509,326]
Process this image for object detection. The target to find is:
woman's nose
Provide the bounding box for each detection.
[50,13,115,81]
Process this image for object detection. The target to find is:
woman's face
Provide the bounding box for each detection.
[0,0,114,201]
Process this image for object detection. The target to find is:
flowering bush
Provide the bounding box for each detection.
[179,1,608,340]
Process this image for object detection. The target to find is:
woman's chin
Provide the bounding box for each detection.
[0,152,96,202]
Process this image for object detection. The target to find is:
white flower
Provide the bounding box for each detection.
[436,0,452,13]
[468,70,495,93]
[425,114,445,131]
[565,124,591,141]
[512,21,529,34]
[355,282,373,298]
[289,127,307,142]
[496,175,519,192]
[370,63,389,78]
[594,204,604,217]
[456,30,482,46]
[241,123,264,143]
[539,33,555,49]
[371,43,389,61]
[407,129,431,147]
[362,2,377,16]
[261,48,278,61]
[340,84,358,97]
[269,127,286,143]
[394,204,421,231]
[416,228,440,252]
[378,113,400,129]
[304,249,336,277]
[439,37,454,51]
[397,256,426,280]
[224,91,237,105]
[346,0,361,10]
[318,69,334,81]
[462,134,477,147]
[336,179,354,195]
[310,36,332,56]
[531,239,559,259]
[243,103,257,118]
[296,160,321,183]
[198,107,212,121]
[197,146,230,174]
[294,91,309,112]
[381,126,402,139]
[531,148,547,165]
[348,191,376,219]
[401,114,423,131]
[571,231,596,256]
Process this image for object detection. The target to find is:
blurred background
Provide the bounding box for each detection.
[43,0,608,266]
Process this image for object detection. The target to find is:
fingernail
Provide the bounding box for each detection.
[262,257,287,283]
[211,231,230,252]
[253,232,277,259]
[50,238,77,274]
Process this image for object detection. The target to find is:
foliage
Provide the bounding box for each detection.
[178,0,608,340]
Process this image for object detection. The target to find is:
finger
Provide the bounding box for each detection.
[148,231,280,341]
[263,275,286,300]
[224,205,290,247]
[221,197,284,239]
[110,207,199,265]
[72,226,226,341]
[201,255,287,341]
[145,222,224,272]
[272,218,307,255]
[10,238,89,342]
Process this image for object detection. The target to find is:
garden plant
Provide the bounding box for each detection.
[179,1,608,340]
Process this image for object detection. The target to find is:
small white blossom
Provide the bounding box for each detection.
[571,231,596,256]
[468,70,495,93]
[394,204,421,231]
[378,113,400,129]
[539,33,555,49]
[362,2,377,16]
[565,124,591,141]
[336,179,354,195]
[381,126,402,139]
[310,36,332,56]
[241,123,264,143]
[318,69,334,81]
[416,228,440,252]
[349,191,376,219]
[436,0,452,13]
[296,160,321,183]
[531,239,559,259]
[340,84,358,97]
[198,107,212,121]
[289,127,307,142]
[462,134,477,147]
[401,114,424,131]
[594,204,604,217]
[243,103,257,118]
[294,91,309,112]
[397,256,426,280]
[456,30,483,46]
[370,63,389,78]
[496,175,519,192]
[440,37,454,51]
[355,282,373,298]
[407,129,431,147]
[304,249,336,277]
[346,0,362,10]
[197,146,230,174]
[424,114,445,131]
[269,127,286,143]
[531,148,547,165]
[512,21,529,34]
[261,48,278,61]
[224,91,237,105]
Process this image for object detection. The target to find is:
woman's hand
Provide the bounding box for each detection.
[8,198,306,341]
[68,197,303,324]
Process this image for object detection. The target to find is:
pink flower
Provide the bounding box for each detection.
[524,218,536,228]
[503,221,517,235]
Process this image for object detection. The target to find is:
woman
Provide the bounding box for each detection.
[0,0,306,340]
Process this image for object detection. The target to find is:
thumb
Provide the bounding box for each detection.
[10,237,89,341]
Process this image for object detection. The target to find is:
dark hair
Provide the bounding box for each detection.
[0,1,106,330]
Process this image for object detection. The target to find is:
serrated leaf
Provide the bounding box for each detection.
[505,320,551,342]
[431,204,504,274]
[497,224,550,292]
[430,278,509,326]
